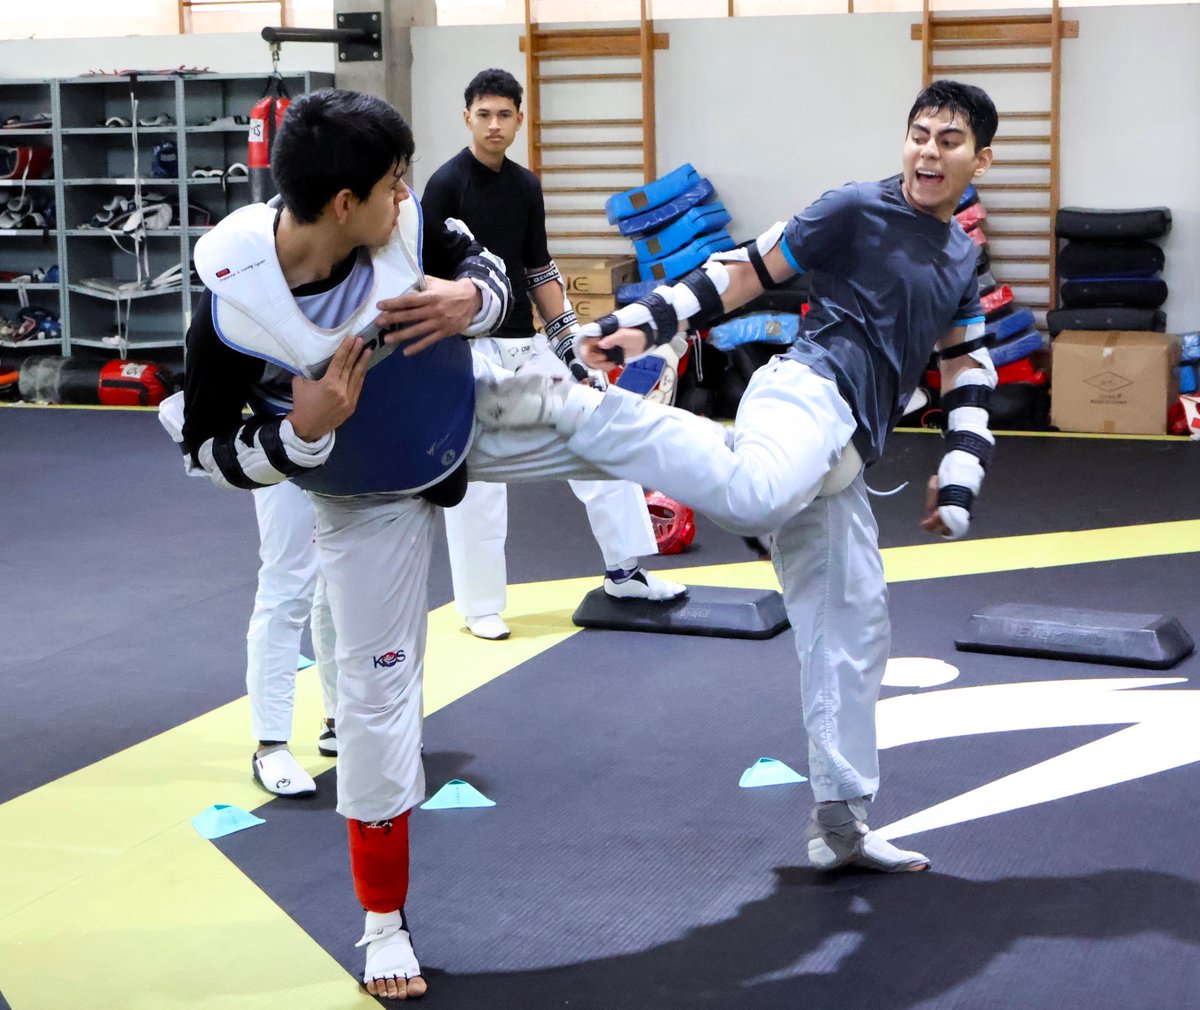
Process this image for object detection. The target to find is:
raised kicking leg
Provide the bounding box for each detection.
[476,355,859,537]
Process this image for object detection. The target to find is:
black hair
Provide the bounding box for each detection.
[464,68,523,111]
[270,88,415,223]
[907,80,998,150]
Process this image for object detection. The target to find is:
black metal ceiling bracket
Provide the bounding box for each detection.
[260,13,383,63]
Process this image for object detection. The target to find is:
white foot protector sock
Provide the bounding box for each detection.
[357,909,421,989]
[556,382,605,436]
[808,799,929,873]
[475,373,571,429]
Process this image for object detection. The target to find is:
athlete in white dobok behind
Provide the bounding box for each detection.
[477,80,1000,875]
[425,68,684,641]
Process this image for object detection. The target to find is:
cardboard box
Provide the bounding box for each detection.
[573,295,617,323]
[1050,331,1180,434]
[557,256,637,295]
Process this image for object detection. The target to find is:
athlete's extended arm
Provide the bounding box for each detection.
[374,211,513,356]
[576,228,796,370]
[921,322,996,539]
[374,276,483,357]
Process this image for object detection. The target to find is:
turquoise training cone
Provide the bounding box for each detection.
[191,803,266,839]
[738,757,807,788]
[420,779,496,809]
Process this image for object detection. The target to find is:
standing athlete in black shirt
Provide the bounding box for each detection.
[422,68,684,641]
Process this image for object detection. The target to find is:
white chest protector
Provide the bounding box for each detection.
[194,197,475,497]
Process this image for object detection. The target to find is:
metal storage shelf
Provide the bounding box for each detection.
[0,70,332,359]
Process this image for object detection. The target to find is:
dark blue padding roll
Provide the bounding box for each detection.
[1056,207,1172,242]
[638,231,736,283]
[991,328,1045,367]
[606,163,699,224]
[616,178,715,237]
[985,306,1036,343]
[634,203,731,263]
[1046,306,1167,337]
[1058,241,1164,279]
[1060,276,1168,309]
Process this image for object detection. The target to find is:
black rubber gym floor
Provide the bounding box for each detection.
[2,405,1198,1009]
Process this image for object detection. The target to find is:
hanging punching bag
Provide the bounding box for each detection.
[248,79,290,204]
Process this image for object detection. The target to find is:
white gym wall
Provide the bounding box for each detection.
[0,3,1195,324]
[410,4,1200,326]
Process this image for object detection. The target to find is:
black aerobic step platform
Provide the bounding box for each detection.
[573,585,790,640]
[955,604,1194,669]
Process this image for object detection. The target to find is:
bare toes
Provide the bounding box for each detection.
[366,975,408,1000]
[407,975,427,998]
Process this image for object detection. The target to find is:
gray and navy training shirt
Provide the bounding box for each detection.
[781,174,983,465]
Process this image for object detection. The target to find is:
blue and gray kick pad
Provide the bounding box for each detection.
[617,178,716,237]
[606,163,700,224]
[639,231,736,283]
[633,202,731,263]
[985,306,1035,344]
[956,604,1194,669]
[573,585,789,640]
[991,328,1044,367]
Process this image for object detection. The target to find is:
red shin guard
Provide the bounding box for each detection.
[347,812,411,913]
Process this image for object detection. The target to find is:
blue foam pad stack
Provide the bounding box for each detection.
[608,164,736,289]
[616,178,716,237]
[639,231,736,283]
[606,163,701,225]
[633,203,731,263]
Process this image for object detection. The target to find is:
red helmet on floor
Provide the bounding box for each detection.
[645,491,695,556]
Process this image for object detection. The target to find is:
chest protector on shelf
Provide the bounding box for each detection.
[193,195,475,497]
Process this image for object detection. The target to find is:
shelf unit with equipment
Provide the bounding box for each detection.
[0,70,332,363]
[0,78,62,354]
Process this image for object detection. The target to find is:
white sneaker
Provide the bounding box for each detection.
[252,745,317,797]
[603,566,687,602]
[466,613,511,640]
[474,373,569,428]
[317,719,337,757]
